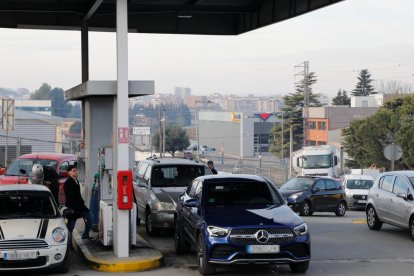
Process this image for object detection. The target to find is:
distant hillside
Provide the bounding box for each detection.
[0,87,18,98]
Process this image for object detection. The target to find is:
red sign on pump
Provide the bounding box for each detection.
[117,170,133,210]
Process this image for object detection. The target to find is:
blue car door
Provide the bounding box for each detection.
[181,180,200,243]
[187,181,203,243]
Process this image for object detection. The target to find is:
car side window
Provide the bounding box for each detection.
[314,180,325,191]
[188,181,200,198]
[335,181,342,190]
[326,180,336,191]
[381,175,394,192]
[393,176,409,195]
[59,161,69,173]
[195,182,203,199]
[137,162,149,177]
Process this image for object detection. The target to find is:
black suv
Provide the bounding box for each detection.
[279,176,347,216]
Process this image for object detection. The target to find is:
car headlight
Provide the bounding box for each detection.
[206,226,229,237]
[154,202,175,211]
[52,227,66,243]
[288,192,303,202]
[293,223,308,236]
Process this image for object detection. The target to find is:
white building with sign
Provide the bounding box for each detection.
[198,111,280,158]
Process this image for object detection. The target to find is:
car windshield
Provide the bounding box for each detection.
[205,180,282,206]
[152,165,208,187]
[279,177,314,191]
[346,179,374,189]
[0,192,59,219]
[302,155,332,169]
[5,159,58,176]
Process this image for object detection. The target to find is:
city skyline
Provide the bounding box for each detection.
[0,0,413,97]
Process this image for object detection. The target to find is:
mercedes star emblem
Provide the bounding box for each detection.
[255,230,270,243]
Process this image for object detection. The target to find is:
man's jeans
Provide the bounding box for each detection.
[67,209,92,238]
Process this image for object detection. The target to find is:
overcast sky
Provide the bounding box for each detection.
[0,0,413,97]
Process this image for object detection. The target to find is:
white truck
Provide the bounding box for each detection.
[292,145,340,177]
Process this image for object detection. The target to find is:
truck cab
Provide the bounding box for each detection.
[295,145,339,177]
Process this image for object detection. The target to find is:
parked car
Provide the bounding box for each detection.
[343,174,374,209]
[133,157,212,236]
[278,176,347,216]
[0,153,78,205]
[366,171,414,240]
[174,174,310,275]
[0,184,70,273]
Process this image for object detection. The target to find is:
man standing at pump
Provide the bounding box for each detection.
[64,164,91,241]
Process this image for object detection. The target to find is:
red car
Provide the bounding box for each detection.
[0,152,78,205]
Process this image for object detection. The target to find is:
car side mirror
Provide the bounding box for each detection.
[408,194,414,201]
[137,179,148,188]
[184,198,198,208]
[313,187,321,193]
[20,169,27,175]
[396,192,408,200]
[0,168,6,175]
[59,171,69,178]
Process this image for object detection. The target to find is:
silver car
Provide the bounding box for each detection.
[133,158,211,236]
[366,171,414,240]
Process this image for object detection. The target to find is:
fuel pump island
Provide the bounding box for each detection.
[65,81,163,271]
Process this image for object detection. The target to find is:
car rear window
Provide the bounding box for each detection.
[151,165,208,187]
[205,180,282,206]
[6,159,58,176]
[0,192,58,219]
[346,179,374,189]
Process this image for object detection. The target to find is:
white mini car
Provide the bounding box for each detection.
[0,184,69,272]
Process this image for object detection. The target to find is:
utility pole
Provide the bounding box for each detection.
[162,109,166,157]
[158,107,162,158]
[294,61,310,147]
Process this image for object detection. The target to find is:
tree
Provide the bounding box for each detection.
[269,72,321,158]
[332,90,351,106]
[50,87,72,117]
[152,126,190,156]
[30,83,74,118]
[351,69,375,96]
[342,95,414,170]
[31,83,51,100]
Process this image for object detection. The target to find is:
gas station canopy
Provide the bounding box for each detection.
[0,0,343,35]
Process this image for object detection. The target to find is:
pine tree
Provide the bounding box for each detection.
[332,89,351,106]
[269,72,321,157]
[351,69,375,96]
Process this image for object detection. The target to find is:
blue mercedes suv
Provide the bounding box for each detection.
[174,174,310,275]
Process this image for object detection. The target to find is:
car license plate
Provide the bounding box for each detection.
[246,245,280,254]
[1,251,38,260]
[358,200,367,204]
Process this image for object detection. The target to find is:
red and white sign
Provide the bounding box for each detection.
[118,127,129,144]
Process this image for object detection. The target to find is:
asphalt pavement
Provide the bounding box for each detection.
[16,210,414,276]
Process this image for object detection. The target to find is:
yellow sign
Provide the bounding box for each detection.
[231,112,241,123]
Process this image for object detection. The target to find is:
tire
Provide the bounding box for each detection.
[197,234,216,275]
[366,205,382,231]
[335,201,347,217]
[55,247,70,273]
[174,219,190,254]
[299,201,312,216]
[146,209,160,236]
[409,217,414,241]
[289,261,309,273]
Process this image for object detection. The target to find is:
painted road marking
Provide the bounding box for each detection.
[352,218,367,224]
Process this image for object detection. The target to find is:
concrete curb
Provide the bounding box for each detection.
[73,229,163,272]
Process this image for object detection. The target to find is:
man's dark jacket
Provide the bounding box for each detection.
[64,177,87,214]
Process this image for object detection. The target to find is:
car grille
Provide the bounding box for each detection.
[0,256,47,269]
[352,195,367,200]
[0,239,49,250]
[229,228,294,246]
[210,244,240,259]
